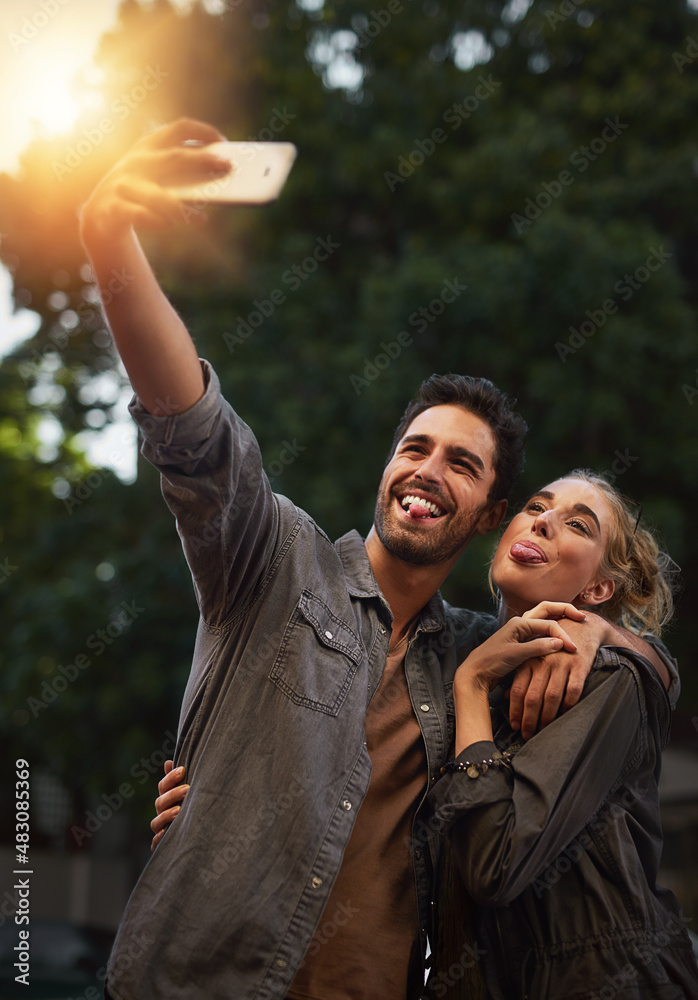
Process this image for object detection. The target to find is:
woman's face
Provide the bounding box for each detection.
[491,477,615,617]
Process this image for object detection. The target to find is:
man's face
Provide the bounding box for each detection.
[373,404,503,567]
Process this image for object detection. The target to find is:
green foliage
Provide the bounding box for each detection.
[1,0,697,850]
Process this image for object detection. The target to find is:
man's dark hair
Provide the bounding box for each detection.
[386,373,528,502]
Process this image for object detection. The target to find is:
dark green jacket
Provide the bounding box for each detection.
[429,646,698,999]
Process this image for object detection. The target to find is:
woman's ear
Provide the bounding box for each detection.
[579,577,615,606]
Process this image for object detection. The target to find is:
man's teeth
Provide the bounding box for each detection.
[400,495,444,517]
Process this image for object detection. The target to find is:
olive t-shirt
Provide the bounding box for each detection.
[287,637,427,1000]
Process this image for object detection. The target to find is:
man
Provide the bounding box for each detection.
[80,119,668,1000]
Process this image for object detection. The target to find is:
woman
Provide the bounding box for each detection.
[152,470,698,998]
[428,469,697,999]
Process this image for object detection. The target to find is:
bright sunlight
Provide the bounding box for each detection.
[11,44,104,140]
[0,0,121,175]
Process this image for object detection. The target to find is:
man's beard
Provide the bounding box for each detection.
[372,481,490,567]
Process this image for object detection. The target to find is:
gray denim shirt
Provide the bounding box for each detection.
[105,362,497,1000]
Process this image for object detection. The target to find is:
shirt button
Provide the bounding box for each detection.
[342,799,352,811]
[420,704,430,712]
[275,958,287,969]
[324,630,333,639]
[311,876,323,889]
[415,849,422,860]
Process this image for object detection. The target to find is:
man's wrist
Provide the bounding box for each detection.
[584,611,616,646]
[559,611,613,649]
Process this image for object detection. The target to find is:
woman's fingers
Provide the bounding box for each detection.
[456,617,576,691]
[150,761,188,852]
[154,782,189,816]
[155,765,189,820]
[150,803,183,852]
[460,616,583,737]
[509,616,577,653]
[158,762,184,796]
[150,803,183,835]
[522,602,586,622]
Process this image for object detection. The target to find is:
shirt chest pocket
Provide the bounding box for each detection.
[269,590,362,716]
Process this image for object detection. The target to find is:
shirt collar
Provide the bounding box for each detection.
[335,529,446,633]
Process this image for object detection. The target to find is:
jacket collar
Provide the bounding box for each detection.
[334,529,446,634]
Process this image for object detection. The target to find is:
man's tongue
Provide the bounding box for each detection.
[408,502,431,519]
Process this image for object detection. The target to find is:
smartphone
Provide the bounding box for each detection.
[171,142,297,205]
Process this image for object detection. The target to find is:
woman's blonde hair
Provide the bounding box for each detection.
[490,469,676,636]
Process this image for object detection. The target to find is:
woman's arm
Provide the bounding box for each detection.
[431,652,645,907]
[453,602,585,755]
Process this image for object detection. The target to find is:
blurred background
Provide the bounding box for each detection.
[0,0,697,994]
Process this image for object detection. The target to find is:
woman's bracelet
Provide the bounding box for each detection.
[440,750,513,779]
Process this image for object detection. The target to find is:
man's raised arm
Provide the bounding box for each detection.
[79,118,232,415]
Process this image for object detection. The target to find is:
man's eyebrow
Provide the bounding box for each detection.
[530,489,601,534]
[400,434,486,472]
[450,445,485,472]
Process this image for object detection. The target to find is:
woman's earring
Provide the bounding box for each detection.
[582,592,589,600]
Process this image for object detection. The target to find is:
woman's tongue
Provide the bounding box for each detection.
[511,541,545,563]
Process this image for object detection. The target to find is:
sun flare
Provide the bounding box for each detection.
[11,43,104,144]
[23,72,82,136]
[0,1,123,174]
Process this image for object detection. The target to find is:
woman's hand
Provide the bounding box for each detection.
[451,606,585,753]
[455,606,585,694]
[508,609,612,739]
[522,602,588,624]
[80,118,231,242]
[150,760,189,852]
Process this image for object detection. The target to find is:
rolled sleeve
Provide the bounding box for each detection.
[128,359,279,627]
[128,360,223,468]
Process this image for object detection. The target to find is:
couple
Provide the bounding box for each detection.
[79,120,698,999]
